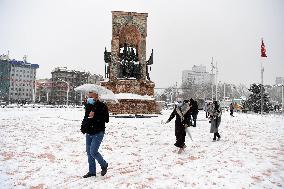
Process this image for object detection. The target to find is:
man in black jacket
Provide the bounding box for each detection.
[189,98,199,127]
[81,92,109,178]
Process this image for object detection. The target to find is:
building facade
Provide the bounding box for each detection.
[182,65,215,85]
[88,74,104,84]
[0,54,39,103]
[275,77,284,85]
[50,67,102,105]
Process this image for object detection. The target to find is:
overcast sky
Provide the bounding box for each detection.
[0,0,283,88]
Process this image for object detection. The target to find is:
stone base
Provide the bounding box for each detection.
[101,80,154,96]
[101,79,160,114]
[107,99,161,114]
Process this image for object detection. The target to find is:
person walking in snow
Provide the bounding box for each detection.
[204,102,209,118]
[165,99,191,151]
[81,91,109,178]
[189,98,199,127]
[209,101,222,141]
[229,103,234,116]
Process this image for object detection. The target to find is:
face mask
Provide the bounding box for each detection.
[87,98,95,105]
[176,101,183,107]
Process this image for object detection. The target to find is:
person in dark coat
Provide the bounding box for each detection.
[165,99,191,150]
[229,103,234,116]
[81,92,109,178]
[189,98,199,127]
[209,101,222,141]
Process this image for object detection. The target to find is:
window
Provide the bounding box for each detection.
[10,93,13,95]
[11,74,14,76]
[26,93,28,96]
[20,70,22,72]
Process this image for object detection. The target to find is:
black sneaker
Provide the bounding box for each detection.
[217,137,221,141]
[83,172,96,178]
[212,139,216,142]
[101,163,108,176]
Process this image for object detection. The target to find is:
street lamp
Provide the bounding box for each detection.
[282,83,284,113]
[279,83,284,113]
[57,79,70,106]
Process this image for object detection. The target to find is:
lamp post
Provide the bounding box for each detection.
[281,81,284,113]
[57,79,70,106]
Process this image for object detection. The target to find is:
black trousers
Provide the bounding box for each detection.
[175,125,186,148]
[230,110,233,116]
[191,113,197,127]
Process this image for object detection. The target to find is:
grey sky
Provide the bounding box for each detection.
[0,0,283,88]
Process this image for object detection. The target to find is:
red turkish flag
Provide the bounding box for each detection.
[261,39,267,57]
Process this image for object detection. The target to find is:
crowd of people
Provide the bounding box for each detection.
[165,98,224,153]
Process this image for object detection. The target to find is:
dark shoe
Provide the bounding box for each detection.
[83,172,96,178]
[101,163,108,176]
[212,138,216,142]
[217,137,221,141]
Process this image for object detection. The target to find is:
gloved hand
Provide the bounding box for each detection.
[80,127,86,134]
[165,120,169,124]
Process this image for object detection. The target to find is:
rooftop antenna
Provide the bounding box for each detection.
[23,55,27,63]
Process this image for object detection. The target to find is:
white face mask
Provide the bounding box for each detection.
[176,101,183,107]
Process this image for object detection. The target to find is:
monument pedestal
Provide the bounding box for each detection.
[101,80,160,114]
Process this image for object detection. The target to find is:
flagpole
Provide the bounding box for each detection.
[261,58,264,115]
[260,38,267,115]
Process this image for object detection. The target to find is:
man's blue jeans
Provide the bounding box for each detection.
[86,132,107,174]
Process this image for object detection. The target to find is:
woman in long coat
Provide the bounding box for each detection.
[209,101,222,141]
[166,99,191,149]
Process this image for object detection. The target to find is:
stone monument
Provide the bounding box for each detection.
[101,11,159,114]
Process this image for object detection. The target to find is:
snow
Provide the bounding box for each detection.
[115,93,155,100]
[0,108,284,189]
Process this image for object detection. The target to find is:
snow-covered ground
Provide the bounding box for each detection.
[0,108,284,189]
